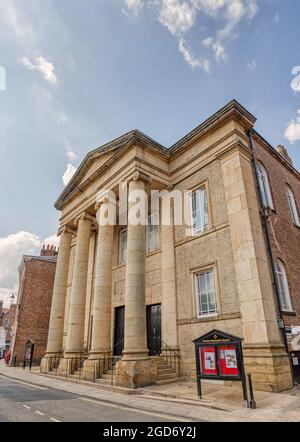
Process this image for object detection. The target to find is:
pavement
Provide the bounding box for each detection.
[1,361,300,422]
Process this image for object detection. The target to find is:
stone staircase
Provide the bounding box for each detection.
[156,359,183,385]
[94,358,183,387]
[96,368,116,386]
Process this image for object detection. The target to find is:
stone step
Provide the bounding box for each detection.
[101,373,115,380]
[156,377,186,386]
[157,368,176,375]
[156,364,170,369]
[157,372,179,381]
[96,378,115,386]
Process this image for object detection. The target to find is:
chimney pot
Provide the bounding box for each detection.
[276,145,293,166]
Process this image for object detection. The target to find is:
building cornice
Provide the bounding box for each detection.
[169,99,256,156]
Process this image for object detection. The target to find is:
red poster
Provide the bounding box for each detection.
[200,347,218,376]
[218,345,239,376]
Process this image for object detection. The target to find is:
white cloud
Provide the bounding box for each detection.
[178,38,210,71]
[156,0,196,35]
[56,112,69,125]
[124,0,259,71]
[3,2,37,48]
[0,232,41,307]
[63,163,77,186]
[284,110,300,144]
[202,36,226,61]
[19,55,57,84]
[123,0,144,16]
[291,66,300,93]
[247,59,256,70]
[0,231,61,307]
[66,145,78,162]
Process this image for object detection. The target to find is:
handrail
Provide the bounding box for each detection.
[159,338,181,377]
[92,339,124,384]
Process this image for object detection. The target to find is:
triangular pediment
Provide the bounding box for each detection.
[55,130,167,209]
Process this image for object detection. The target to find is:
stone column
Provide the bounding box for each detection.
[84,200,114,381]
[161,200,178,350]
[220,144,293,392]
[40,226,73,373]
[59,213,92,374]
[116,172,156,388]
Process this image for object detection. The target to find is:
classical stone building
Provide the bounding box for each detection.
[10,246,57,366]
[41,100,300,392]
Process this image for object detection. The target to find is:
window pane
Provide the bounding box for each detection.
[287,189,300,226]
[275,261,292,311]
[257,163,273,209]
[191,188,208,235]
[195,269,216,317]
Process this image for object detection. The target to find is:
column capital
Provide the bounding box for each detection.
[58,225,75,236]
[129,171,153,185]
[74,212,96,227]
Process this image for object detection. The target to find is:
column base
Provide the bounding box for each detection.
[40,353,62,374]
[57,358,74,377]
[83,358,102,382]
[243,344,293,392]
[115,358,156,389]
[40,357,51,374]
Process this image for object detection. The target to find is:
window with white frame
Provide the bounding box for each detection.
[3,319,8,327]
[147,213,159,253]
[287,186,300,227]
[189,187,209,236]
[274,260,293,312]
[119,228,127,265]
[256,162,274,209]
[194,268,217,317]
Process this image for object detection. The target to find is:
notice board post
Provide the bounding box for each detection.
[193,329,250,407]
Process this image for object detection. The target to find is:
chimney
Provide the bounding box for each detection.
[40,244,58,257]
[276,145,293,166]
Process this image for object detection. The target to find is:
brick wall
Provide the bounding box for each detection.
[252,135,300,328]
[12,258,56,365]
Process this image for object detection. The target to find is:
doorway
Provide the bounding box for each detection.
[114,306,125,356]
[147,304,161,356]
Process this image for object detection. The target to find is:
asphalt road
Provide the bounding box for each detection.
[0,375,175,422]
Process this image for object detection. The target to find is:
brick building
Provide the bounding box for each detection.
[41,100,300,392]
[10,246,57,366]
[251,135,300,382]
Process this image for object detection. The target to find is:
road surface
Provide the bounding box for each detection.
[0,375,177,422]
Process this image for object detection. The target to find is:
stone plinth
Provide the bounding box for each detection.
[83,358,101,382]
[115,358,156,389]
[243,345,293,392]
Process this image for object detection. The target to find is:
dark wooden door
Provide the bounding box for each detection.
[114,306,125,356]
[147,304,161,356]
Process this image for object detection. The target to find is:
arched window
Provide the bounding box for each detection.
[256,162,274,209]
[274,260,293,312]
[287,186,300,227]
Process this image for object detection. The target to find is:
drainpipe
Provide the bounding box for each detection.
[247,129,295,385]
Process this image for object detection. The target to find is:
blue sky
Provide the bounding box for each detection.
[0,0,299,304]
